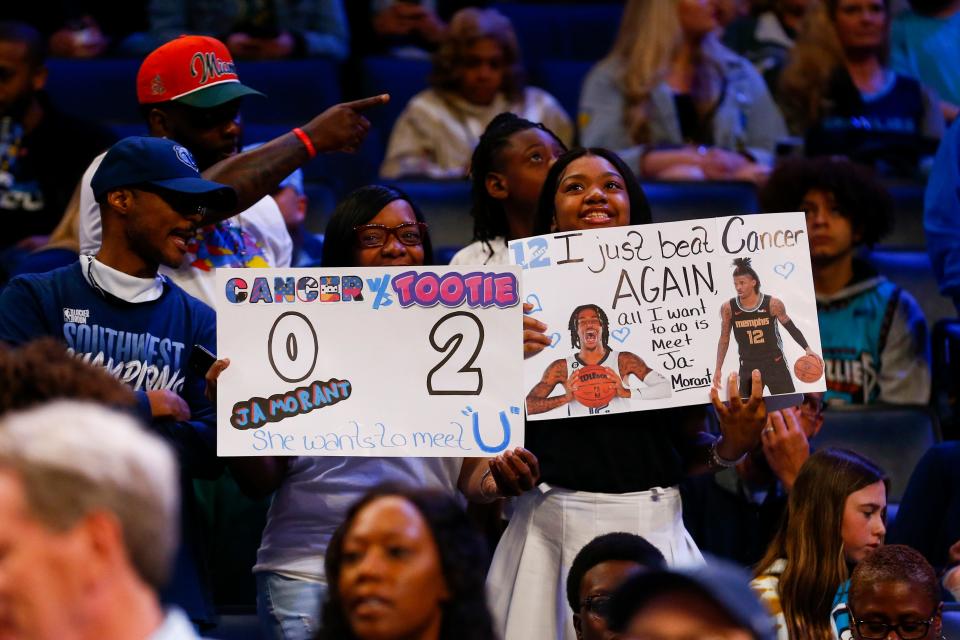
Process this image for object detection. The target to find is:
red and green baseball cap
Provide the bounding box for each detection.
[136,35,265,108]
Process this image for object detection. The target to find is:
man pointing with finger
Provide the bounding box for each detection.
[74,35,388,306]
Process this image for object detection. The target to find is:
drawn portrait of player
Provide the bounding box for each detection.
[526,304,671,416]
[714,258,823,396]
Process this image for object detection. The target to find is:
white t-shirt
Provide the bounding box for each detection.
[78,152,293,307]
[254,456,463,582]
[449,238,511,266]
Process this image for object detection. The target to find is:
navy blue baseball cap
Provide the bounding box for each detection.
[607,560,777,640]
[91,136,238,211]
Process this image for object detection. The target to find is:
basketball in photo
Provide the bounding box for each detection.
[794,354,824,383]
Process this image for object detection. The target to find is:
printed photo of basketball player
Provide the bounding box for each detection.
[526,304,671,416]
[714,258,824,397]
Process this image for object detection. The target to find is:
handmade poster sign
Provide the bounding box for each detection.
[512,212,825,421]
[215,267,524,456]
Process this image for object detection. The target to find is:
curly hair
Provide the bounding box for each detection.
[320,486,495,640]
[430,8,525,102]
[533,148,652,235]
[468,113,567,253]
[321,185,434,267]
[849,544,940,611]
[0,338,136,414]
[568,304,610,350]
[759,156,893,248]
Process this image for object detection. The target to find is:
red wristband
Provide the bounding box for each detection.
[292,127,316,159]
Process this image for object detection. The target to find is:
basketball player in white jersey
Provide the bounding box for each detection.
[526,304,671,416]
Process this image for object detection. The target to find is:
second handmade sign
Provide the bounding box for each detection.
[512,212,825,421]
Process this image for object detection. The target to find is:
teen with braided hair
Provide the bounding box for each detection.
[450,113,566,266]
[714,257,822,397]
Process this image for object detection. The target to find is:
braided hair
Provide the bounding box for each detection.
[568,304,610,349]
[732,257,761,293]
[469,113,566,257]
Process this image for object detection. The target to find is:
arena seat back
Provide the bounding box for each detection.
[813,405,940,504]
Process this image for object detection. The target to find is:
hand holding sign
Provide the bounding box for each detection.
[711,370,768,460]
[523,302,550,359]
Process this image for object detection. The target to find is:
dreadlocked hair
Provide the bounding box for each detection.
[568,304,610,349]
[732,257,761,293]
[468,113,566,255]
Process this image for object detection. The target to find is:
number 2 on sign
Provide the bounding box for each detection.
[427,312,485,395]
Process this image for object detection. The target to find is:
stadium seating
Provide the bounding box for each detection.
[882,183,926,248]
[813,405,940,503]
[232,59,341,124]
[360,56,431,142]
[943,604,960,637]
[864,249,955,327]
[645,181,759,223]
[207,607,260,640]
[932,319,960,439]
[536,58,594,125]
[491,3,623,73]
[45,59,142,126]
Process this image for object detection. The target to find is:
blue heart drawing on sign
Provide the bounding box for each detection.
[611,327,631,343]
[548,332,561,348]
[774,262,795,279]
[525,293,543,314]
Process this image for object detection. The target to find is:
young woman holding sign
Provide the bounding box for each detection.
[487,147,770,640]
[218,185,539,640]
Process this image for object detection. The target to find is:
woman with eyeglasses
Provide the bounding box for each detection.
[579,0,787,183]
[845,544,943,640]
[241,184,539,640]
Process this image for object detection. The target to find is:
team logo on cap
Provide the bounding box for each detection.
[174,145,199,171]
[190,51,237,85]
[151,74,165,96]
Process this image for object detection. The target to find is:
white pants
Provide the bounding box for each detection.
[486,484,703,640]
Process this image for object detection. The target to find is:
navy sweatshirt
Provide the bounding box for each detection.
[0,261,221,624]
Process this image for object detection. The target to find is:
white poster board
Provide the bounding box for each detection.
[215,267,524,456]
[512,212,825,421]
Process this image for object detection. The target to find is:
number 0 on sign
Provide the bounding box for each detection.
[214,267,524,457]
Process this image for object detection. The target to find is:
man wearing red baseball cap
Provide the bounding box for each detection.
[75,34,387,307]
